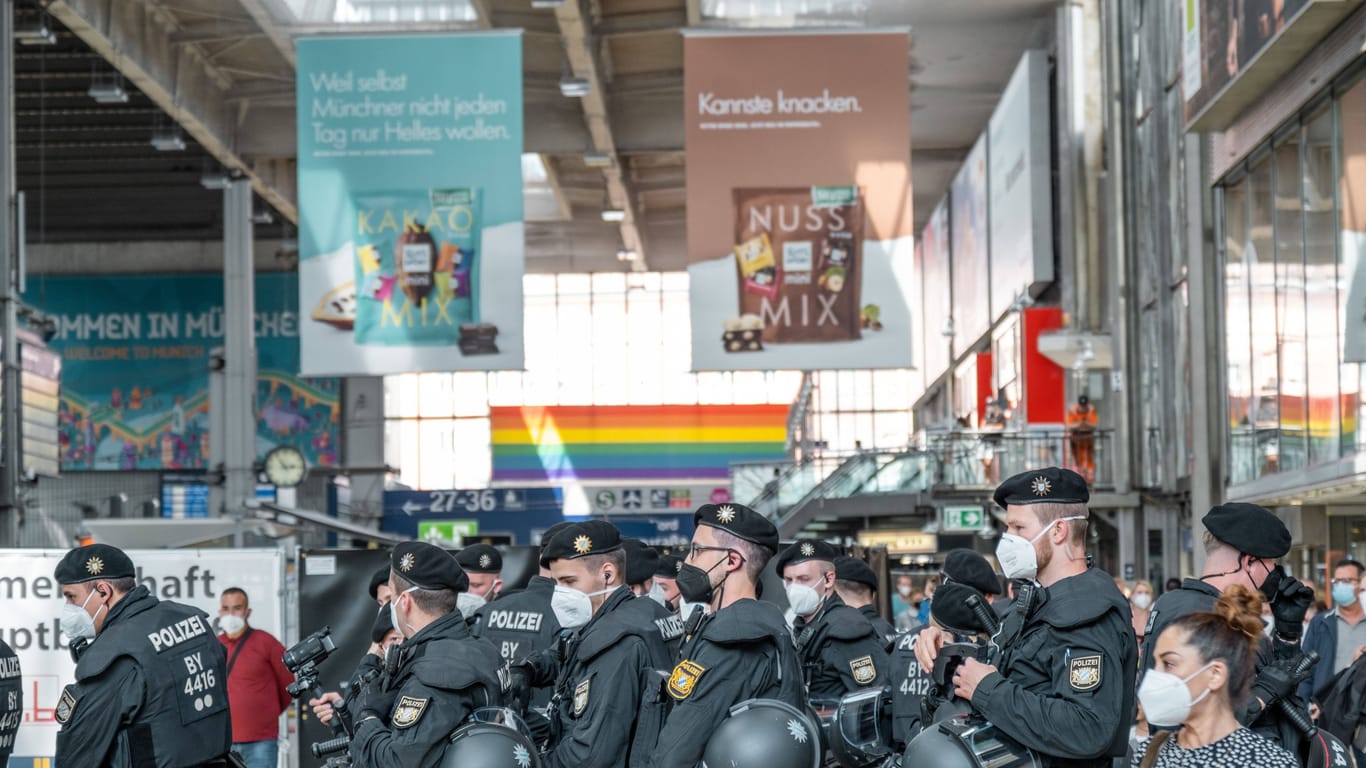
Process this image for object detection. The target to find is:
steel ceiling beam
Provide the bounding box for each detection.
[45,0,298,221]
[554,0,647,270]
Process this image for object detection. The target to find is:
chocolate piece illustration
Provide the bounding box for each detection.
[396,222,437,305]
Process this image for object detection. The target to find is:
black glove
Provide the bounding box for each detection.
[356,676,398,722]
[1251,656,1311,708]
[1269,577,1315,641]
[505,663,532,715]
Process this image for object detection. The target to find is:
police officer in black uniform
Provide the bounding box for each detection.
[475,523,568,700]
[777,540,890,701]
[311,562,398,729]
[455,543,505,625]
[0,635,21,763]
[654,554,683,613]
[348,541,504,768]
[648,503,804,768]
[520,522,674,767]
[833,555,896,648]
[622,537,685,656]
[1139,503,1315,752]
[53,544,233,768]
[915,468,1137,768]
[889,549,1001,746]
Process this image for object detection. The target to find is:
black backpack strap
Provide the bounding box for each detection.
[226,628,255,678]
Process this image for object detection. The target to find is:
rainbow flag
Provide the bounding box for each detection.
[491,404,789,482]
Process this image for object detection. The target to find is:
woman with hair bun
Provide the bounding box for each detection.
[1132,585,1297,767]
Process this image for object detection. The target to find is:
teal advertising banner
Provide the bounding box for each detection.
[26,273,340,471]
[296,33,525,375]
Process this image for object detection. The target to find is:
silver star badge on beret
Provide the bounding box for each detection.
[800,542,815,557]
[479,554,492,569]
[574,535,593,554]
[1031,477,1052,497]
[399,553,416,572]
[716,505,736,523]
[86,557,104,575]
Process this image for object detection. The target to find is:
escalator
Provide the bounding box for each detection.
[763,449,938,538]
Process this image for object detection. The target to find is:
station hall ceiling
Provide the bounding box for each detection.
[16,0,1055,273]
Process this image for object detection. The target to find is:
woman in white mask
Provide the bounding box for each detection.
[1130,580,1155,647]
[1133,585,1297,767]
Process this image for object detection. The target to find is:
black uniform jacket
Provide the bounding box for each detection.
[543,587,674,768]
[54,587,232,768]
[647,598,804,768]
[793,593,891,700]
[349,610,504,768]
[971,568,1136,768]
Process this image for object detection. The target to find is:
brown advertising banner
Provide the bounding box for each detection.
[685,30,914,371]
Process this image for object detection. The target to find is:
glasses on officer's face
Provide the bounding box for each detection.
[1333,578,1359,587]
[689,544,733,560]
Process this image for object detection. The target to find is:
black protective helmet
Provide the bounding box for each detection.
[441,708,541,768]
[902,715,1040,768]
[701,698,822,768]
[829,687,895,768]
[1304,729,1358,768]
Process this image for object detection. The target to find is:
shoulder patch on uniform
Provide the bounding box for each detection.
[1069,654,1102,692]
[573,677,591,716]
[667,659,706,700]
[391,695,429,729]
[850,655,877,685]
[55,686,76,724]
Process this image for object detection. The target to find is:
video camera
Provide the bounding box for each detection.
[283,626,352,766]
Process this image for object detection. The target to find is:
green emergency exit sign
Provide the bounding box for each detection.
[943,505,986,532]
[418,520,479,542]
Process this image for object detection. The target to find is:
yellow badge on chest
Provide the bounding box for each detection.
[1069,655,1102,692]
[573,678,591,716]
[850,655,877,685]
[55,686,76,725]
[668,660,707,700]
[391,695,429,728]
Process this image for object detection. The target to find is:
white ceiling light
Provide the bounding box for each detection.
[559,76,591,98]
[150,128,186,152]
[14,21,57,46]
[200,172,230,190]
[88,73,129,104]
[531,0,567,7]
[601,209,626,222]
[616,249,640,262]
[583,151,612,168]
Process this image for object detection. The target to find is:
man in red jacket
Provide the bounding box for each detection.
[218,587,292,768]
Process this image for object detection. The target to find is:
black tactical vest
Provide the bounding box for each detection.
[75,588,231,767]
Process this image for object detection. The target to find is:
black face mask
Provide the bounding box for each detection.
[676,557,728,604]
[1258,561,1286,602]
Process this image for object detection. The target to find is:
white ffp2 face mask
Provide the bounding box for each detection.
[995,516,1088,581]
[647,582,668,607]
[61,589,104,641]
[1132,593,1152,611]
[218,614,246,636]
[785,581,826,617]
[389,586,420,637]
[1137,662,1215,727]
[550,580,615,629]
[456,592,486,617]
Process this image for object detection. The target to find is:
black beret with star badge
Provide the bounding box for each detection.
[655,554,684,580]
[993,466,1090,508]
[539,520,623,568]
[455,543,503,575]
[391,541,469,593]
[693,503,779,553]
[55,543,136,584]
[942,548,1003,596]
[367,564,391,601]
[775,539,841,575]
[1202,503,1291,559]
[833,556,880,591]
[622,537,662,585]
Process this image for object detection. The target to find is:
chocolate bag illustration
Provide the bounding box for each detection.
[351,188,482,347]
[729,186,864,346]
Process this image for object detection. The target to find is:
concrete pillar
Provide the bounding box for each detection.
[0,1,17,548]
[1186,137,1222,578]
[343,377,385,526]
[221,180,257,537]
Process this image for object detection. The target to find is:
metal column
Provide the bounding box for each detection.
[221,179,256,537]
[0,1,19,547]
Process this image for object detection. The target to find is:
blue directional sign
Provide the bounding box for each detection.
[382,488,563,544]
